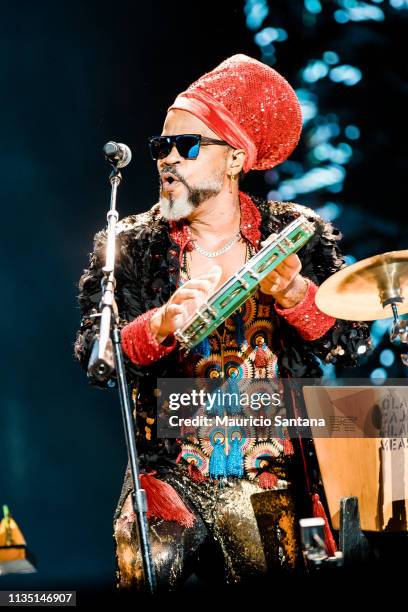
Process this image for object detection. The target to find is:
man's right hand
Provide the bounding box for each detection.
[149,265,222,343]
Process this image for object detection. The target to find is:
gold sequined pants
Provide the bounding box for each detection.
[113,462,302,592]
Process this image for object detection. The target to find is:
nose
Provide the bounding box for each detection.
[158,143,183,169]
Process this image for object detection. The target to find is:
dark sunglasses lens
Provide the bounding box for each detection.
[149,137,171,160]
[176,135,200,159]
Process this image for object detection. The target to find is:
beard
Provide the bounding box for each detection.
[159,166,225,221]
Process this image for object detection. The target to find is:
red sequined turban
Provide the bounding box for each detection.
[168,54,302,172]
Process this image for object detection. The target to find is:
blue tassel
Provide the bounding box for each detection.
[192,336,211,358]
[233,310,246,349]
[209,439,227,479]
[207,391,224,417]
[207,401,224,418]
[226,373,241,415]
[205,376,224,417]
[226,438,244,477]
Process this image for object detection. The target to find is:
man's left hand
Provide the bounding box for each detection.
[259,236,308,307]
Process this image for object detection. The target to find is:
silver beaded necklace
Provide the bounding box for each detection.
[192,230,242,258]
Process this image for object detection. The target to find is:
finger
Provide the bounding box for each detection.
[180,279,213,292]
[260,280,280,295]
[166,303,184,316]
[197,264,222,277]
[260,233,278,248]
[175,288,215,311]
[267,263,299,285]
[274,262,301,282]
[168,300,201,323]
[196,268,222,290]
[184,270,222,294]
[172,288,204,304]
[261,279,281,293]
[285,253,301,266]
[272,264,292,282]
[286,269,301,287]
[193,265,222,282]
[262,270,280,285]
[275,254,301,272]
[260,272,281,292]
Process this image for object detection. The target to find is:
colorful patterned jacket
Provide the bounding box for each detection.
[74,192,371,470]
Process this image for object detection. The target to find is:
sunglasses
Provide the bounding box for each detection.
[148,133,229,161]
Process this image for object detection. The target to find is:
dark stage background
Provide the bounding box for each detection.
[1,0,407,597]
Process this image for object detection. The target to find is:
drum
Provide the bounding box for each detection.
[303,385,408,532]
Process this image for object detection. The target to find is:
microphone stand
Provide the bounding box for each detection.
[87,159,157,594]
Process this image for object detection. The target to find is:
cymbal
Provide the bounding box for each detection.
[315,250,408,321]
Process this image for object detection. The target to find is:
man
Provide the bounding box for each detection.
[75,55,370,591]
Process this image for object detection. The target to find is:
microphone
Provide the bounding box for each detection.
[103,141,132,168]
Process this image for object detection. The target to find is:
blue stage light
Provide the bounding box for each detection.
[370,319,390,349]
[308,123,340,147]
[301,100,318,123]
[280,160,304,174]
[267,189,283,201]
[313,142,352,164]
[390,0,408,7]
[279,184,296,200]
[348,5,385,21]
[304,0,322,14]
[316,202,342,222]
[245,0,269,30]
[379,349,395,367]
[345,124,360,140]
[330,65,362,86]
[302,60,329,83]
[338,142,352,154]
[334,9,349,22]
[275,28,288,41]
[295,89,318,124]
[336,1,385,21]
[321,362,336,381]
[256,27,288,44]
[323,51,340,65]
[338,0,358,7]
[370,367,387,383]
[278,164,346,197]
[255,27,277,45]
[264,169,279,185]
[313,143,331,161]
[327,183,343,193]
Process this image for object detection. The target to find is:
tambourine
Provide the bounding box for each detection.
[174,215,315,351]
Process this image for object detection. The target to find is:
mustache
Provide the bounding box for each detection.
[159,165,187,186]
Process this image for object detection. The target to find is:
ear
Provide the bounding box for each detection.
[228,148,246,175]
